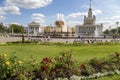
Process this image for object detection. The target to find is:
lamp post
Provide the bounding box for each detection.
[116,22,119,38]
[116,22,119,28]
[28,26,30,40]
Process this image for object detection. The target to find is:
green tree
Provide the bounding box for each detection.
[117,27,120,34]
[110,28,117,34]
[103,29,110,35]
[9,24,24,33]
[0,22,5,33]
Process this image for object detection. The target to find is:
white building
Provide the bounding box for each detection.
[28,21,41,35]
[76,0,103,36]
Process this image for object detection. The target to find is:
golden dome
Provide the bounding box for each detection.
[55,20,64,27]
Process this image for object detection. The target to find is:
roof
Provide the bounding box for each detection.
[28,21,40,26]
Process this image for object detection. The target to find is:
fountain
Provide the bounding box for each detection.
[94,27,98,37]
[57,13,67,32]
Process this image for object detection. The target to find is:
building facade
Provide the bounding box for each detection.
[28,21,40,35]
[76,0,103,36]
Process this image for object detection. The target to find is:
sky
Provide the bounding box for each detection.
[0,0,120,30]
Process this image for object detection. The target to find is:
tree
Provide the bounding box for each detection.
[110,28,117,34]
[0,22,5,33]
[103,29,110,35]
[117,27,120,34]
[9,24,24,33]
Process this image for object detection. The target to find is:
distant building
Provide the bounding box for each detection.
[28,21,40,35]
[43,20,75,37]
[76,0,103,36]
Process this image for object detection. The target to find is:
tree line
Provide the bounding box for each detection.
[103,27,120,36]
[0,22,24,33]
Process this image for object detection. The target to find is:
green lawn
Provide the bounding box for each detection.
[0,44,120,80]
[0,44,120,62]
[96,75,120,80]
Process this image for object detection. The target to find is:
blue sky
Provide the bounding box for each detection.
[0,0,120,30]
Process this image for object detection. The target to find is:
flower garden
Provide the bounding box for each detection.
[0,42,120,80]
[0,51,120,80]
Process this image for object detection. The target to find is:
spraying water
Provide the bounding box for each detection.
[94,27,98,37]
[57,13,67,32]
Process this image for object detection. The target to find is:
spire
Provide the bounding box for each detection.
[90,0,92,9]
[88,0,92,17]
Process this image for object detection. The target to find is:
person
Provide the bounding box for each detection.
[104,35,106,39]
[5,35,8,38]
[78,35,80,38]
[66,41,68,44]
[47,36,50,41]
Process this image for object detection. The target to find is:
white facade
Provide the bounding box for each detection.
[75,0,103,36]
[28,21,40,35]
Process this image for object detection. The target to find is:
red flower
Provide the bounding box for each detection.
[41,57,52,64]
[81,64,86,69]
[40,66,48,71]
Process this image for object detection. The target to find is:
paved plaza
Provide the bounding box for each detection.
[0,36,26,43]
[0,36,120,43]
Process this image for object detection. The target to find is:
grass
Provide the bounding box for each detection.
[0,44,120,62]
[96,75,120,80]
[0,43,120,80]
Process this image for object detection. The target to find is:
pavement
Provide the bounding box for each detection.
[0,36,120,43]
[0,36,26,42]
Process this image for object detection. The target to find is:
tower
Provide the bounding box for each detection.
[84,0,96,25]
[75,0,103,36]
[88,0,92,17]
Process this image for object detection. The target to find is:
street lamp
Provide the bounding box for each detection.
[116,22,119,28]
[116,22,119,38]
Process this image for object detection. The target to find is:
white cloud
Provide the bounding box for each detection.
[93,10,102,15]
[97,20,113,24]
[67,12,87,18]
[32,13,45,24]
[10,22,20,25]
[6,0,52,9]
[0,15,6,20]
[67,10,102,18]
[97,15,120,30]
[0,6,21,15]
[101,16,120,24]
[32,13,45,18]
[109,16,120,20]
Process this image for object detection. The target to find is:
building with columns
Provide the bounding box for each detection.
[28,21,40,35]
[76,0,103,36]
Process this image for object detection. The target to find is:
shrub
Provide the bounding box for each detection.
[0,52,120,80]
[0,53,25,80]
[50,51,77,79]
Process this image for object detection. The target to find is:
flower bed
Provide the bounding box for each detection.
[0,52,120,80]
